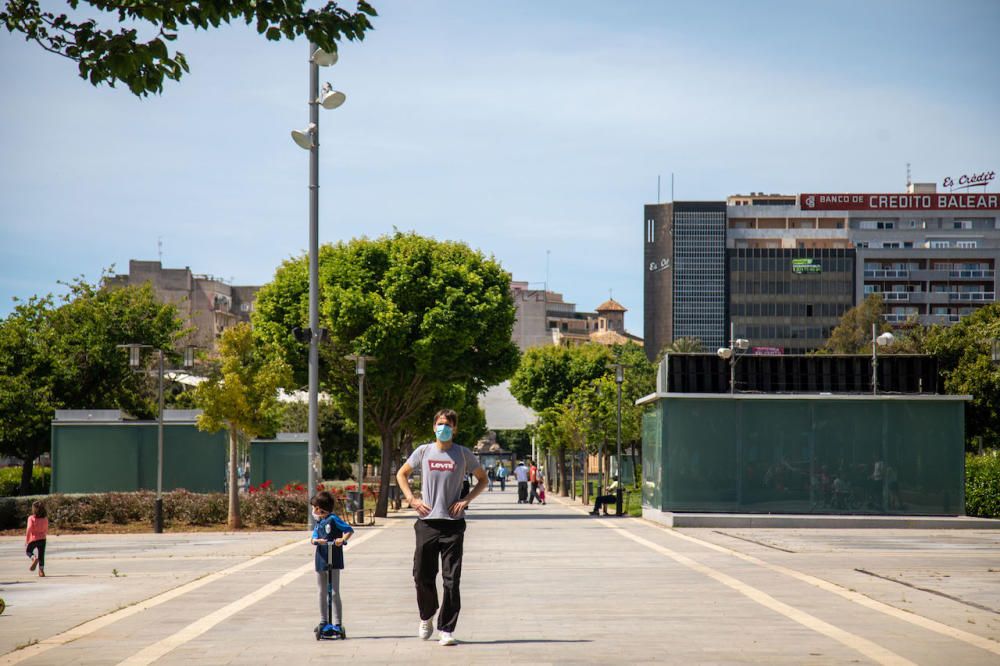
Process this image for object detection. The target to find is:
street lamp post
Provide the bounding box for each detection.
[345,354,374,524]
[291,45,345,526]
[871,323,895,395]
[118,344,195,533]
[717,322,750,395]
[613,363,624,516]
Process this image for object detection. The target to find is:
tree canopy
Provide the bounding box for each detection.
[822,294,891,353]
[253,231,520,515]
[924,304,1000,449]
[1,1,377,96]
[509,343,612,412]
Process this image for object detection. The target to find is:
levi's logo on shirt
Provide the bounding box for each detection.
[428,459,456,472]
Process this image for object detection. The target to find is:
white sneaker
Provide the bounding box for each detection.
[418,619,434,640]
[438,630,457,646]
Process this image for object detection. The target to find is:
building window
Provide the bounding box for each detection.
[956,240,978,248]
[930,240,950,248]
[954,220,972,230]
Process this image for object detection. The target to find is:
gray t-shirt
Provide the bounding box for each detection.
[406,442,481,521]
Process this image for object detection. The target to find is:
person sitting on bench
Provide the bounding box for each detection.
[590,477,620,516]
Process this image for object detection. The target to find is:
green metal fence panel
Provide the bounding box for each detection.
[641,396,965,516]
[641,409,662,510]
[51,424,226,494]
[250,439,308,489]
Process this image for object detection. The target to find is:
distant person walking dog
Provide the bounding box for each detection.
[397,409,488,647]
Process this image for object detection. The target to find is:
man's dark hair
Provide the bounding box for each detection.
[310,490,335,513]
[433,408,458,427]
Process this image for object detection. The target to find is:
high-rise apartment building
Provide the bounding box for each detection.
[644,184,1000,360]
[643,201,728,357]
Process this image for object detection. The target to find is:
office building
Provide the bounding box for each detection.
[644,182,1000,359]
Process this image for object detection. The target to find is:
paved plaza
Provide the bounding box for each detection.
[1,490,999,665]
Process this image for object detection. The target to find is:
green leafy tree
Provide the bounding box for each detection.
[509,343,612,412]
[0,296,57,494]
[1,1,377,97]
[0,277,182,494]
[50,276,183,419]
[253,232,520,516]
[924,304,1000,449]
[822,294,891,353]
[194,323,292,528]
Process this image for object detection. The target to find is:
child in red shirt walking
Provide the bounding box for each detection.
[26,501,48,577]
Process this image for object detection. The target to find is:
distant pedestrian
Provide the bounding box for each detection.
[26,500,48,577]
[310,490,354,638]
[396,408,488,647]
[487,465,496,492]
[528,460,540,504]
[536,476,547,505]
[496,463,508,492]
[514,461,530,503]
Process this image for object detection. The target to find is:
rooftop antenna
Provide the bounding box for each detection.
[671,173,675,202]
[657,175,661,203]
[158,237,163,263]
[906,162,911,189]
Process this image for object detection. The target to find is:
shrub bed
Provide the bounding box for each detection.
[0,486,308,531]
[966,451,1000,518]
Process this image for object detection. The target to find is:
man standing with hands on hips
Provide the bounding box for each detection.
[397,409,487,647]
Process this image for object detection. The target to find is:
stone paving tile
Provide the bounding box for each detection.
[2,491,1000,664]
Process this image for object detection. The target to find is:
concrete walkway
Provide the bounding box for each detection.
[1,489,999,664]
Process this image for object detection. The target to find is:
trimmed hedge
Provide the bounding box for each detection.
[966,451,1000,518]
[0,489,308,530]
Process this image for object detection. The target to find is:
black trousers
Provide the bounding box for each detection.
[593,494,616,513]
[529,481,539,503]
[413,519,466,633]
[517,481,528,502]
[27,539,46,567]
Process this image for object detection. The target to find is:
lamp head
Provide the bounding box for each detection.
[311,47,338,67]
[717,347,733,360]
[290,123,316,150]
[318,85,346,110]
[735,338,750,350]
[876,332,895,347]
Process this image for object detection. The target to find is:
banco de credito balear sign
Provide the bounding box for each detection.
[799,192,999,211]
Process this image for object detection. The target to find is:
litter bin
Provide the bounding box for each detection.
[346,491,364,524]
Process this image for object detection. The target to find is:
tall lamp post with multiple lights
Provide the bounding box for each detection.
[717,323,751,395]
[118,344,196,533]
[290,44,346,523]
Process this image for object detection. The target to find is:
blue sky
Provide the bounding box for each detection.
[2,0,999,333]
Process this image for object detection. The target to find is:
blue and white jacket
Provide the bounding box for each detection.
[312,514,354,572]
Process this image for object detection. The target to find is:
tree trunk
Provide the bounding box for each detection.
[558,448,568,496]
[581,442,590,506]
[228,428,242,529]
[374,430,393,518]
[19,446,37,496]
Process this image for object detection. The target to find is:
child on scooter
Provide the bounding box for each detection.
[310,491,353,638]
